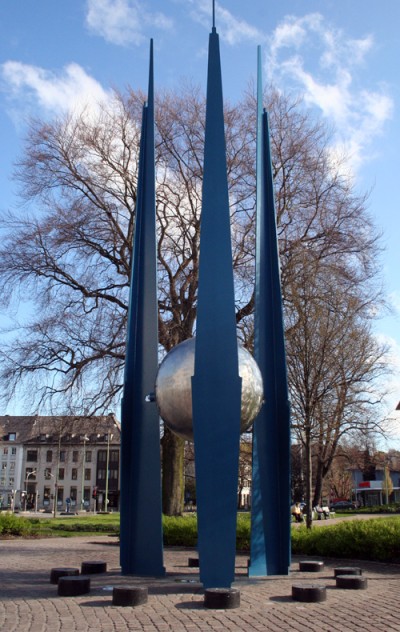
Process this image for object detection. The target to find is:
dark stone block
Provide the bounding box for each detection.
[334,567,362,577]
[299,560,324,572]
[112,586,148,607]
[50,567,79,584]
[292,583,327,602]
[204,588,240,609]
[336,575,368,590]
[188,557,199,568]
[58,575,91,596]
[81,560,107,574]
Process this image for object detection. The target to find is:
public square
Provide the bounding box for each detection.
[1,535,399,631]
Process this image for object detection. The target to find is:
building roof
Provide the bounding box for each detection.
[0,414,120,445]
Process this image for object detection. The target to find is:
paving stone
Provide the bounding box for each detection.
[0,535,399,631]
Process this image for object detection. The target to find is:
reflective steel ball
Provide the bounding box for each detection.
[155,337,264,441]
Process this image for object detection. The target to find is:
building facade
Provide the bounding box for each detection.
[0,415,120,512]
[350,465,400,506]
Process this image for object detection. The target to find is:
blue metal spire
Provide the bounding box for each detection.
[249,46,291,577]
[191,20,242,589]
[120,39,165,577]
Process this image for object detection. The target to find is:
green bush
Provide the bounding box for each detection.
[291,517,400,562]
[0,512,32,536]
[7,511,400,565]
[163,514,198,546]
[48,519,119,534]
[162,513,252,549]
[236,513,251,550]
[356,504,400,514]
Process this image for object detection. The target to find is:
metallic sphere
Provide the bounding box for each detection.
[155,337,264,441]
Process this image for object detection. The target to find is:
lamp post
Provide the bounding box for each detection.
[105,433,113,512]
[81,435,88,512]
[53,430,63,518]
[24,470,37,511]
[44,471,55,515]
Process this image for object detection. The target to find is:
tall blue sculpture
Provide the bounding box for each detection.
[191,11,242,589]
[119,4,291,587]
[249,47,291,577]
[120,40,165,577]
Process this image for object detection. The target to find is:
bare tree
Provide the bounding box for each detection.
[0,86,255,515]
[0,84,388,516]
[287,245,388,525]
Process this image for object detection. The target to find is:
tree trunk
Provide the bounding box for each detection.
[313,459,324,508]
[161,428,185,515]
[305,431,313,529]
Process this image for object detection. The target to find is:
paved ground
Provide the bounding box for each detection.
[1,535,399,631]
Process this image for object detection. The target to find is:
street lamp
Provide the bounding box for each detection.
[44,468,57,517]
[24,470,37,511]
[105,433,113,512]
[81,435,89,512]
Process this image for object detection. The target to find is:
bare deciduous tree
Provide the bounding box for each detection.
[0,84,387,515]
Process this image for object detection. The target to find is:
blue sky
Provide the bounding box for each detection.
[1,0,400,440]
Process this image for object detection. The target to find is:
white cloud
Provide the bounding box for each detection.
[188,0,263,46]
[269,13,319,57]
[216,5,263,46]
[85,0,173,47]
[266,14,394,173]
[1,60,110,119]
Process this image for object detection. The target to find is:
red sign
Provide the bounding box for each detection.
[358,481,371,488]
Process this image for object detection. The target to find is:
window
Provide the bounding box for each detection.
[70,487,77,502]
[59,450,66,462]
[72,451,79,463]
[1,462,7,471]
[11,447,16,456]
[25,468,36,480]
[8,433,16,441]
[58,468,65,481]
[110,450,119,463]
[98,450,107,462]
[9,462,15,471]
[83,487,91,502]
[98,469,106,480]
[8,476,14,486]
[0,477,5,486]
[46,450,53,463]
[3,448,8,456]
[44,468,52,479]
[57,487,64,504]
[43,487,51,503]
[110,469,119,480]
[85,451,92,463]
[71,468,78,480]
[27,450,37,462]
[84,468,91,481]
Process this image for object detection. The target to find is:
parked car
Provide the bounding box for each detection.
[329,501,356,511]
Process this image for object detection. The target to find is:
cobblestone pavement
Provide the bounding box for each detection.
[1,536,399,631]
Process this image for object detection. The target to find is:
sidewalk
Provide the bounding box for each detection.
[0,535,399,631]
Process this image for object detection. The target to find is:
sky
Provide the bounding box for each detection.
[0,0,400,442]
